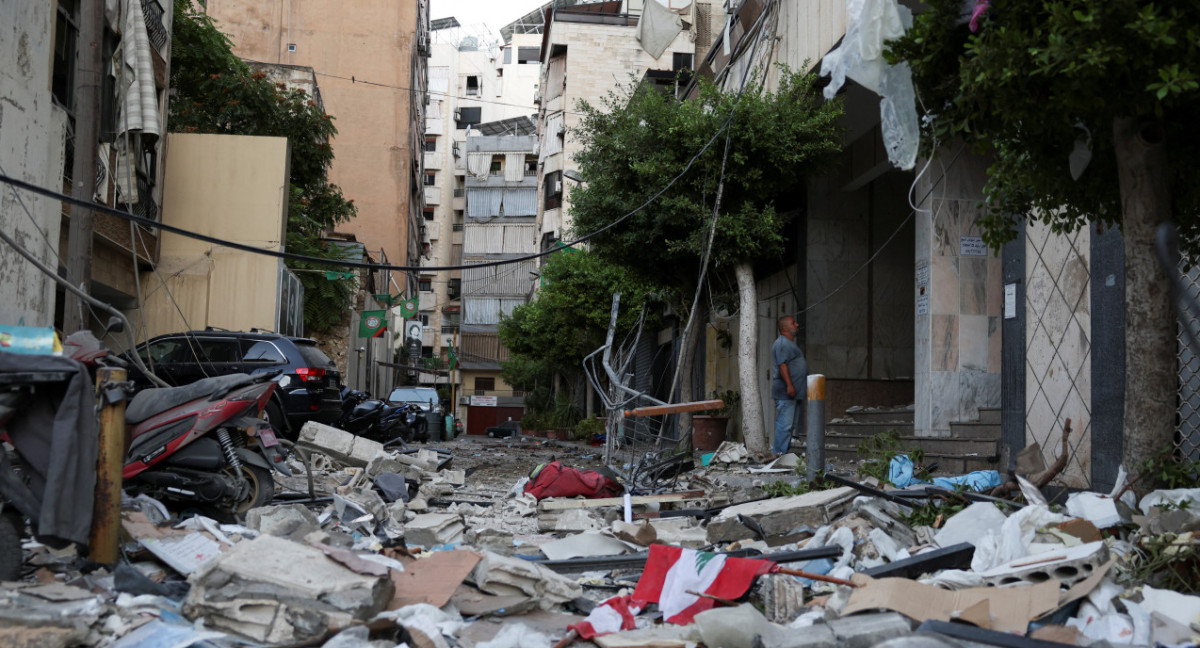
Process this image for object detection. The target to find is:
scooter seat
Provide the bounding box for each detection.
[126,374,254,424]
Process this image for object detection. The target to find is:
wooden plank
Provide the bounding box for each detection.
[538,490,707,511]
[624,400,722,418]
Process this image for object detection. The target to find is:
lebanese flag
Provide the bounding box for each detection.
[569,595,641,639]
[631,545,775,624]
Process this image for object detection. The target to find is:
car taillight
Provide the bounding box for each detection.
[295,367,326,382]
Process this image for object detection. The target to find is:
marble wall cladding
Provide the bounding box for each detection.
[958,314,990,372]
[931,256,960,314]
[1025,219,1093,487]
[932,314,958,371]
[913,148,1004,436]
[960,257,989,315]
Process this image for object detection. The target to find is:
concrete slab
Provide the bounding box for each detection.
[707,487,857,543]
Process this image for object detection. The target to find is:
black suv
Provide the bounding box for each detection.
[126,330,342,440]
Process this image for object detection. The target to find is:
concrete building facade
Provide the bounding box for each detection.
[420,25,541,403]
[202,0,429,278]
[535,1,698,249]
[1,0,172,338]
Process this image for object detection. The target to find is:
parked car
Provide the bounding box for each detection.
[485,420,521,438]
[386,387,442,414]
[125,329,342,440]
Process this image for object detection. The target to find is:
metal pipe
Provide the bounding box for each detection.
[89,367,126,564]
[806,374,825,480]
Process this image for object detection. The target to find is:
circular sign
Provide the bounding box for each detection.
[365,315,381,329]
[402,299,418,312]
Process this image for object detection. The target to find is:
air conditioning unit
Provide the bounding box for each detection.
[454,109,462,121]
[553,179,563,194]
[459,395,470,405]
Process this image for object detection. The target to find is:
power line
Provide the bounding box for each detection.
[313,71,590,118]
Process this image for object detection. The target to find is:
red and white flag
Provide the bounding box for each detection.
[632,545,775,624]
[569,595,641,639]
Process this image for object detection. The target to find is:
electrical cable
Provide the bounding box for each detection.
[315,71,587,118]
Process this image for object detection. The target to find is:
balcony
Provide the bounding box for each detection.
[424,151,441,170]
[424,186,442,205]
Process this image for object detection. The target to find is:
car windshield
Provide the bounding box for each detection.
[387,388,439,405]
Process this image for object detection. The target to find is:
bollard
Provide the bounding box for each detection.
[90,366,126,564]
[806,374,825,481]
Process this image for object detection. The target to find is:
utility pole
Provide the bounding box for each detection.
[64,0,106,332]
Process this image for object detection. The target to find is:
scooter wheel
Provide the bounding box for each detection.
[223,464,275,514]
[0,513,22,581]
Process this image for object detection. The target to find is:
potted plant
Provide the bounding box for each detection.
[574,417,605,444]
[693,389,739,451]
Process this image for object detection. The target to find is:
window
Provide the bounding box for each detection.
[672,52,693,73]
[419,277,433,292]
[489,156,503,175]
[474,377,495,394]
[456,106,481,129]
[52,0,79,111]
[544,170,562,210]
[448,278,461,300]
[517,47,541,64]
[287,43,297,52]
[466,75,479,96]
[525,157,538,176]
[423,209,435,221]
[419,313,430,326]
[424,137,437,152]
[503,47,512,65]
[242,341,287,364]
[424,173,436,186]
[421,346,434,358]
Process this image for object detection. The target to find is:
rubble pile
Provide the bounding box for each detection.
[4,422,1200,648]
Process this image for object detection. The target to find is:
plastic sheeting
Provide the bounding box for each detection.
[636,0,683,59]
[820,0,919,170]
[887,455,1002,492]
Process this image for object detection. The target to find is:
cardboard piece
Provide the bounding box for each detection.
[388,549,482,609]
[844,574,1060,634]
[1055,518,1103,543]
[122,511,226,575]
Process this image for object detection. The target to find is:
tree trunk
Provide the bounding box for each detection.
[1114,117,1174,485]
[735,262,767,453]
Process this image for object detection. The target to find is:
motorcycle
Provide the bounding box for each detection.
[337,387,409,443]
[70,329,290,515]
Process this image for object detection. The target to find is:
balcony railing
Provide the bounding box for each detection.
[470,389,526,397]
[452,223,464,232]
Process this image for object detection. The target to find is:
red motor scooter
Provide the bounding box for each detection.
[63,330,290,515]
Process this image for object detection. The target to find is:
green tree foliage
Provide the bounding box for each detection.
[570,69,843,282]
[498,250,662,402]
[169,0,357,332]
[886,1,1199,247]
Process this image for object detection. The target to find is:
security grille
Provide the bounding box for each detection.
[1176,264,1200,460]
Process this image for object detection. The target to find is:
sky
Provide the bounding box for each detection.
[430,0,551,40]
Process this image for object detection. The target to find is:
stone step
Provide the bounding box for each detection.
[810,429,1000,457]
[811,446,1000,474]
[842,407,914,424]
[978,407,1001,425]
[948,421,1002,440]
[823,422,914,437]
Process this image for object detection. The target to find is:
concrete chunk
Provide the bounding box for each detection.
[707,487,857,543]
[245,503,320,540]
[183,534,392,644]
[470,551,583,609]
[827,612,913,648]
[405,512,465,547]
[298,422,385,467]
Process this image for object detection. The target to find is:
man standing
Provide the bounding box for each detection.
[771,315,806,455]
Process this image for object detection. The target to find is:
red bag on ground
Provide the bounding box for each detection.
[523,460,623,500]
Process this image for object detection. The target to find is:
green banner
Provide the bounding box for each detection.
[359,310,387,338]
[399,296,419,318]
[448,342,459,370]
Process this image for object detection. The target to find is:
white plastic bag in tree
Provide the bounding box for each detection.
[820,0,919,169]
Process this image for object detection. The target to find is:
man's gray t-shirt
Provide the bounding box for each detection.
[771,336,806,401]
